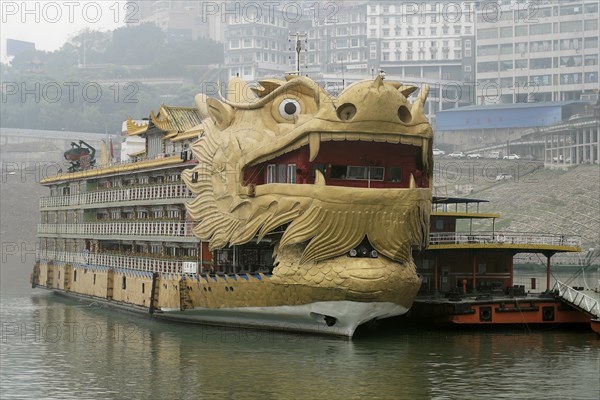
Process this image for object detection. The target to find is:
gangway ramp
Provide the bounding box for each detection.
[556,281,600,317]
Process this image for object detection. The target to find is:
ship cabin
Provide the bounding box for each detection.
[410,197,588,325]
[414,197,581,297]
[36,104,277,285]
[36,106,206,277]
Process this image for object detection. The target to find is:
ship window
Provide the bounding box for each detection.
[142,283,145,294]
[287,164,296,183]
[122,276,127,290]
[368,167,384,180]
[347,166,366,180]
[436,220,444,230]
[389,167,402,182]
[346,166,385,181]
[277,164,286,183]
[330,165,346,179]
[267,164,276,183]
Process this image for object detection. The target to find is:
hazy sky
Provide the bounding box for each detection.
[1,0,127,61]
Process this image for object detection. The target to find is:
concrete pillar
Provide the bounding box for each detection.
[587,127,592,163]
[591,126,600,163]
[544,135,548,163]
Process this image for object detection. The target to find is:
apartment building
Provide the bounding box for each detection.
[223,4,297,80]
[475,0,599,104]
[365,1,477,122]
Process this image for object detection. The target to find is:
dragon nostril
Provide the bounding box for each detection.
[337,103,357,121]
[398,105,412,123]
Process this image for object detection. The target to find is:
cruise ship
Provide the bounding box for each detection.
[31,75,434,337]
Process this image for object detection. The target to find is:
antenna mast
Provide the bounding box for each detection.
[289,32,307,75]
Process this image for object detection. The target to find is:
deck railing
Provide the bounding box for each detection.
[37,250,185,274]
[38,221,195,237]
[39,183,194,208]
[429,232,581,247]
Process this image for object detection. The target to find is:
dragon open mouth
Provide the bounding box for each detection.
[243,132,431,191]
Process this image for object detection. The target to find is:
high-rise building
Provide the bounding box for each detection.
[222,2,368,83]
[475,0,599,104]
[223,4,299,80]
[302,2,368,79]
[364,1,477,122]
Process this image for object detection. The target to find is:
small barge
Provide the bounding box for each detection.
[409,197,593,328]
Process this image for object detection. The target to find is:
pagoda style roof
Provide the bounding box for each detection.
[128,148,146,157]
[171,124,204,142]
[40,155,183,184]
[126,118,149,136]
[127,106,203,137]
[150,105,202,133]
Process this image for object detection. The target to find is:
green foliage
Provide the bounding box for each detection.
[1,23,223,132]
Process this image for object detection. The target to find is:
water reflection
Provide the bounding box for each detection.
[1,292,598,399]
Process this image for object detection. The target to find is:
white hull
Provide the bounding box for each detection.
[156,301,408,337]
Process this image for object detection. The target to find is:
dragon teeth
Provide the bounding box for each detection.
[409,173,416,189]
[309,132,320,162]
[314,169,326,186]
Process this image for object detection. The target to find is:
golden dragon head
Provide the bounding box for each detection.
[182,75,432,268]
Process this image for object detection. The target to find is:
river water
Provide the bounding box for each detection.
[1,286,599,399]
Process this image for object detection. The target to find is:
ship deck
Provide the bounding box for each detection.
[410,290,592,326]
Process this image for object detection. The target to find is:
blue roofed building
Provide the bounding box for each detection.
[433,101,593,160]
[435,101,588,132]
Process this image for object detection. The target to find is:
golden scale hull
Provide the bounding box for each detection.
[32,250,421,337]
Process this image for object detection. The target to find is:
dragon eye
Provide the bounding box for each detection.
[278,99,301,120]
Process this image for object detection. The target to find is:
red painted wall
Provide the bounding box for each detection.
[244,141,428,188]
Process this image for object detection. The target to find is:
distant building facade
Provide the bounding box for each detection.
[434,101,592,159]
[301,2,369,79]
[223,3,297,80]
[128,0,224,42]
[475,0,600,104]
[542,107,599,168]
[364,1,477,122]
[5,39,35,56]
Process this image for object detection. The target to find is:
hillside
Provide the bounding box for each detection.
[433,159,600,252]
[1,167,48,292]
